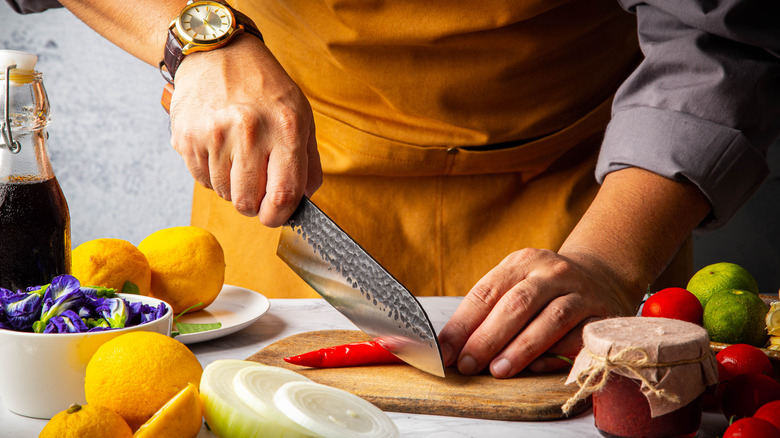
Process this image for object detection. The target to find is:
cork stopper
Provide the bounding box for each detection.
[0,50,38,86]
[564,317,718,417]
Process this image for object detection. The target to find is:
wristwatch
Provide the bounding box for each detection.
[160,0,263,82]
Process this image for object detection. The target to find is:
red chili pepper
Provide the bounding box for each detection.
[284,341,404,368]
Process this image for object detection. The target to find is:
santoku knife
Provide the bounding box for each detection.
[277,196,445,377]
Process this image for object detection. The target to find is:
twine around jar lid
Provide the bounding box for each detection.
[562,316,718,418]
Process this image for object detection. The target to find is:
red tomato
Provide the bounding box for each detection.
[717,360,733,382]
[717,344,775,378]
[723,417,780,438]
[754,400,780,432]
[722,373,780,421]
[703,360,733,411]
[640,287,703,325]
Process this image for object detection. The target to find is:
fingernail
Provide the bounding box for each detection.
[458,355,478,375]
[440,343,454,366]
[491,358,513,377]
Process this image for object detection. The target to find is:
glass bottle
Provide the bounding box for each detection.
[0,50,71,292]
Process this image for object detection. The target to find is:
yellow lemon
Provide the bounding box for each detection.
[767,301,780,336]
[768,336,780,351]
[767,301,780,351]
[84,331,203,431]
[39,403,132,438]
[137,226,225,313]
[72,238,152,296]
[133,383,202,438]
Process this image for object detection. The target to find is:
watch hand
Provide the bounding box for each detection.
[202,14,217,32]
[199,9,214,33]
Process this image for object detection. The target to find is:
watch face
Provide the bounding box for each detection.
[178,2,234,43]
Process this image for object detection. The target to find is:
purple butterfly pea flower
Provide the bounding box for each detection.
[33,275,85,333]
[43,309,89,333]
[143,302,168,323]
[1,289,44,331]
[0,302,9,330]
[96,297,129,329]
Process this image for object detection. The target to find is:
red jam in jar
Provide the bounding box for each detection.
[564,317,718,438]
[593,374,701,438]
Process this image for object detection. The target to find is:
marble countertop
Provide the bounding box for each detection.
[1,296,729,438]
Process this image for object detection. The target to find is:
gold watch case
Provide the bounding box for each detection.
[170,0,242,55]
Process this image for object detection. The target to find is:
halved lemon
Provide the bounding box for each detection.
[133,383,202,438]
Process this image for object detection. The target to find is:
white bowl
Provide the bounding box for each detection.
[0,293,173,419]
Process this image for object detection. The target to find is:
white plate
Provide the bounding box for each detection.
[175,285,270,344]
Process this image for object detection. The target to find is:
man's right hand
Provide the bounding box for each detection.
[168,34,322,227]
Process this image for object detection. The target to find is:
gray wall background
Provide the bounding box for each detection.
[3,4,780,295]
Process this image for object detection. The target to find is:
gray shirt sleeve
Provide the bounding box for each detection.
[597,0,780,230]
[5,0,61,14]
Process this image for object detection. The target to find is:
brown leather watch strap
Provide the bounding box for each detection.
[162,28,185,82]
[210,0,264,44]
[232,8,264,43]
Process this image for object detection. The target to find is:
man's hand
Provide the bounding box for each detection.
[168,35,322,227]
[438,248,635,378]
[438,167,711,378]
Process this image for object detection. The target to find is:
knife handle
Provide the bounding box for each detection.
[160,83,173,114]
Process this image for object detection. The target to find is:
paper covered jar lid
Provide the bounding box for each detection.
[563,316,718,418]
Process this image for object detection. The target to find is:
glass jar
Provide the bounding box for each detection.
[0,50,71,292]
[564,317,718,438]
[593,373,702,438]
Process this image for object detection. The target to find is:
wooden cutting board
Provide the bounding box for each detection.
[246,330,589,421]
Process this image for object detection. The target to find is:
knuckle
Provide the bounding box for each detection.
[264,189,298,210]
[509,335,536,357]
[471,331,501,354]
[465,284,500,308]
[210,175,231,195]
[273,107,306,145]
[503,247,550,270]
[230,107,260,144]
[233,198,260,217]
[544,300,576,329]
[548,258,575,278]
[501,289,534,315]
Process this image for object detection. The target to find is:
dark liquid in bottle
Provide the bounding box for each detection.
[0,178,71,292]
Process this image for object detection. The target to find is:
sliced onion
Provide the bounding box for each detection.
[233,366,313,435]
[273,381,399,438]
[200,360,307,438]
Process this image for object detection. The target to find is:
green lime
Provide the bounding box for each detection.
[703,289,769,347]
[686,262,759,308]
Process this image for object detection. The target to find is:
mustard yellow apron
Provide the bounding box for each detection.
[192,0,690,298]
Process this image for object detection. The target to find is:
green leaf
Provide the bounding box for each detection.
[168,302,220,338]
[174,321,222,335]
[121,281,140,295]
[174,302,204,321]
[541,353,575,366]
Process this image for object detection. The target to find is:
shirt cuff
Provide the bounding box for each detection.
[595,106,768,230]
[4,0,61,14]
